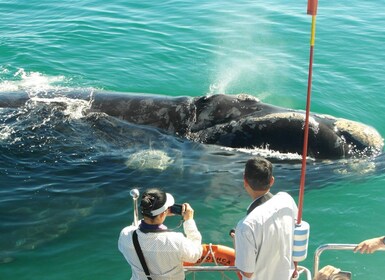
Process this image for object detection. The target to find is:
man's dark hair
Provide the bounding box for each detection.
[244,157,273,191]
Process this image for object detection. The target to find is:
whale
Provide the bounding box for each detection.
[0,91,383,159]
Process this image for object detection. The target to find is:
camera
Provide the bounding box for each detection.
[169,204,183,215]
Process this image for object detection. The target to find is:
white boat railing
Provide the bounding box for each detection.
[184,265,312,279]
[314,243,385,276]
[184,243,385,279]
[184,266,238,272]
[184,267,238,280]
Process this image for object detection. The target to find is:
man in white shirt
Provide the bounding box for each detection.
[234,157,298,280]
[118,188,202,280]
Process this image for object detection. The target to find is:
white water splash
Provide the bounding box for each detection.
[29,96,92,120]
[222,146,303,161]
[0,125,15,141]
[0,68,66,94]
[125,149,175,171]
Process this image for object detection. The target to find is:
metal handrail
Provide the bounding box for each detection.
[184,265,311,279]
[184,266,238,272]
[313,243,385,275]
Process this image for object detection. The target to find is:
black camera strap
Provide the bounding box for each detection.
[132,230,153,280]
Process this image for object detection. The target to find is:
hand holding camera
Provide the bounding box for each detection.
[169,203,194,221]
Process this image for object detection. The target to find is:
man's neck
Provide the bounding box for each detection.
[250,189,270,200]
[247,191,274,214]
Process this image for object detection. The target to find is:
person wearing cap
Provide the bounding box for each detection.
[233,157,298,280]
[118,188,202,280]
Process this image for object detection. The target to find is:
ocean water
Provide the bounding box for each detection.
[1,1,385,279]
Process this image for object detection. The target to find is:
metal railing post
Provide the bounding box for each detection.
[130,188,140,226]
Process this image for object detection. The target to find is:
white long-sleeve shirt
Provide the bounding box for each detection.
[118,219,202,280]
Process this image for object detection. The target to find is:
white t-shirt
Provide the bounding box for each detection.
[118,219,202,280]
[235,192,298,280]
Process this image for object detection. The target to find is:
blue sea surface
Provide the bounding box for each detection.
[1,1,385,279]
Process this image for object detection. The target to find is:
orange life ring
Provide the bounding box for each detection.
[184,244,241,279]
[195,244,235,266]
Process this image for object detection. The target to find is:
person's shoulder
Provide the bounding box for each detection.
[120,225,137,236]
[275,191,292,197]
[235,215,262,239]
[237,211,261,229]
[275,191,295,201]
[254,192,296,214]
[274,192,298,211]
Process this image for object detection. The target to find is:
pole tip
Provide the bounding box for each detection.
[307,0,318,15]
[130,188,139,199]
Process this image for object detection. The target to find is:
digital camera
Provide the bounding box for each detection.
[170,204,183,215]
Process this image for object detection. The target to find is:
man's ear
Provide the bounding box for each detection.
[269,176,275,187]
[243,176,248,187]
